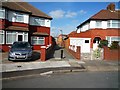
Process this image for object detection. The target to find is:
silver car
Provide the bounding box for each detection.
[8,41,33,61]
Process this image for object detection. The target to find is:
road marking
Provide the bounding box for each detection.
[40,71,53,76]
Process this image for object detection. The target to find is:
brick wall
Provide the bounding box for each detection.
[69,46,81,60]
[64,38,70,50]
[104,46,120,60]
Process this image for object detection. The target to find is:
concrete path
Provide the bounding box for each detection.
[1,59,119,73]
[1,61,71,72]
[53,45,75,60]
[83,60,119,71]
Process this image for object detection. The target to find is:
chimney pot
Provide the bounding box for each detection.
[107,3,115,11]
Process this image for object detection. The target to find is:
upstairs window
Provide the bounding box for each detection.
[14,13,24,22]
[107,20,120,28]
[0,8,5,19]
[96,21,102,28]
[33,17,45,26]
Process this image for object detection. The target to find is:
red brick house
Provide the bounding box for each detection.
[57,34,68,47]
[67,3,120,60]
[0,2,52,52]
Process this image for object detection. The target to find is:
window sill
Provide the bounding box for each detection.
[32,44,45,45]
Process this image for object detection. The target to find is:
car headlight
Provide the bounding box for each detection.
[9,51,15,55]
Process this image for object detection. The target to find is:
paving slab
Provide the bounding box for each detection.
[1,61,71,72]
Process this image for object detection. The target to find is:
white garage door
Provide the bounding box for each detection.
[81,39,91,53]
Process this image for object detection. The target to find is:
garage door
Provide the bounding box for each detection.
[81,39,90,53]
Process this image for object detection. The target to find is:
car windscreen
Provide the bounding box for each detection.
[12,42,31,48]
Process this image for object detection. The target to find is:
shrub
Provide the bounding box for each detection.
[109,41,119,49]
[98,40,108,48]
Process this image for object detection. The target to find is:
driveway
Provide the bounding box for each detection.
[1,50,41,64]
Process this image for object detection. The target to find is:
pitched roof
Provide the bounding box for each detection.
[16,2,52,19]
[1,2,52,20]
[90,9,120,20]
[2,2,31,13]
[68,31,76,35]
[68,30,91,38]
[77,3,120,28]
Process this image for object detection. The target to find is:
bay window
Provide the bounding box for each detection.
[31,17,45,26]
[0,8,5,19]
[106,36,120,47]
[6,31,28,44]
[0,30,4,44]
[6,31,16,44]
[107,20,120,28]
[96,21,102,28]
[31,36,45,45]
[14,13,24,22]
[24,32,28,42]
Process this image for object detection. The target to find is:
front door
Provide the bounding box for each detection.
[18,35,23,41]
[93,37,101,50]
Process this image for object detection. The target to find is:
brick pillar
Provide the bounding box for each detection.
[76,46,81,60]
[40,46,46,61]
[49,36,52,45]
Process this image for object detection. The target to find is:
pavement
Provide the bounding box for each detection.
[0,45,119,77]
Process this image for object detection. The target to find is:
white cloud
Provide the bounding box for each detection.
[49,9,65,19]
[65,11,77,18]
[49,9,87,19]
[79,10,87,14]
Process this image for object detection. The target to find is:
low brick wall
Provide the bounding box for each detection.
[104,47,120,60]
[69,46,81,60]
[0,45,10,52]
[46,37,56,60]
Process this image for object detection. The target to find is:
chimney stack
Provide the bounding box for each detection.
[107,3,115,11]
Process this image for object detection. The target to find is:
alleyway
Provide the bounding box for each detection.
[48,45,75,61]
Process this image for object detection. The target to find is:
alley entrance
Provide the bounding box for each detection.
[47,44,75,61]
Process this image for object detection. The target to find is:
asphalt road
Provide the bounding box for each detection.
[2,71,119,88]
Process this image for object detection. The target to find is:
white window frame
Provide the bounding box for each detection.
[106,36,120,47]
[6,31,16,44]
[34,17,45,26]
[24,32,28,42]
[6,31,28,44]
[0,8,5,19]
[96,20,102,28]
[31,36,45,45]
[0,30,4,44]
[107,20,120,28]
[14,13,24,23]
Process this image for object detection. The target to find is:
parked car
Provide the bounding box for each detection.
[8,41,33,61]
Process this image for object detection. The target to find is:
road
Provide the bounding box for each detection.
[2,71,119,88]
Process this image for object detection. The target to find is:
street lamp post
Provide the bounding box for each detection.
[60,30,64,59]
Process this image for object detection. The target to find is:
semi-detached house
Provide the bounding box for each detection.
[69,3,120,54]
[0,2,52,52]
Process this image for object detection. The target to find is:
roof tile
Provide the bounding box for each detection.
[1,2,52,19]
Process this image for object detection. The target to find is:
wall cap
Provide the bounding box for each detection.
[41,46,46,48]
